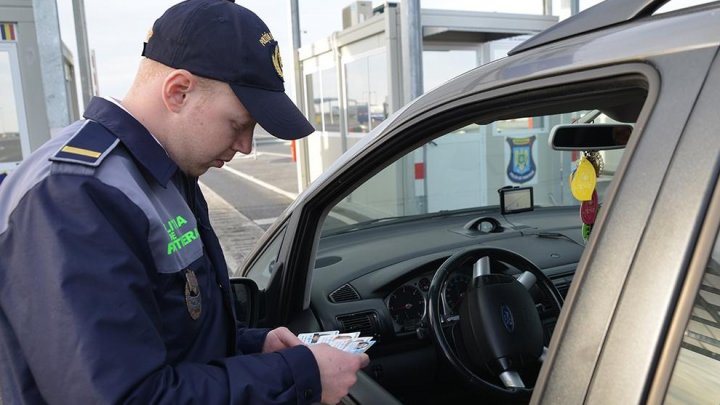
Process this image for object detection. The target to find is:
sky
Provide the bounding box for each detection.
[53,0,631,111]
[53,0,705,110]
[57,0,312,104]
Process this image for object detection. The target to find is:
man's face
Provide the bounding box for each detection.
[171,80,257,177]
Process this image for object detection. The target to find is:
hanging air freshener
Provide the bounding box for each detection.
[580,189,599,225]
[573,151,604,243]
[570,156,597,201]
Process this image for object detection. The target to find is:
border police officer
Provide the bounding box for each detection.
[0,1,368,403]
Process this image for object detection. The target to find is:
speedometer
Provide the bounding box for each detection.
[387,285,426,328]
[443,273,471,315]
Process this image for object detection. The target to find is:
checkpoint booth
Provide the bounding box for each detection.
[0,0,79,181]
[295,2,558,213]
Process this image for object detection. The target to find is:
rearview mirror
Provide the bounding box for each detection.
[549,124,632,150]
[230,278,259,326]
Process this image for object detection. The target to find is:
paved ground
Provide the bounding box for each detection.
[200,183,265,276]
[200,133,298,276]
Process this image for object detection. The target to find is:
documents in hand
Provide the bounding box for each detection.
[298,330,375,354]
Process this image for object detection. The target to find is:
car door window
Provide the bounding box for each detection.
[321,111,624,238]
[665,237,720,404]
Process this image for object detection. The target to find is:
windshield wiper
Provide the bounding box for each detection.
[324,214,438,236]
[323,206,500,237]
[327,216,404,235]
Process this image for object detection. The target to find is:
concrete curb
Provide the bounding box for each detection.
[199,182,265,276]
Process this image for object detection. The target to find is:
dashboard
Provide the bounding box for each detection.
[292,207,584,397]
[309,206,583,344]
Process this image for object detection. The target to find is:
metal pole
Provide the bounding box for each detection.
[72,0,94,106]
[543,0,553,16]
[290,0,302,57]
[400,0,425,214]
[331,33,347,154]
[571,0,580,15]
[290,0,310,190]
[384,4,402,114]
[32,0,71,134]
[400,0,423,104]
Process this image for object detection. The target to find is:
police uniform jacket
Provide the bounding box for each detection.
[0,97,321,404]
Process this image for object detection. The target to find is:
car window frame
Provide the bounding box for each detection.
[659,177,720,403]
[643,55,720,404]
[275,64,658,321]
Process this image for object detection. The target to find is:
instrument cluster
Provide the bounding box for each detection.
[384,269,472,335]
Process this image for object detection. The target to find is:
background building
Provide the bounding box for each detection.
[295,1,558,215]
[296,2,558,187]
[0,0,90,180]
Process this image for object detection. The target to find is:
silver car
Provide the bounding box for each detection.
[233,0,720,403]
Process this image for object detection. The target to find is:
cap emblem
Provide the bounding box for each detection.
[272,45,284,79]
[259,32,274,46]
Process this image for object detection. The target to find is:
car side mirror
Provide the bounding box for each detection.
[230,278,260,326]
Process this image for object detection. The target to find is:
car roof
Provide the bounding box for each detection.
[402,1,720,122]
[508,0,671,55]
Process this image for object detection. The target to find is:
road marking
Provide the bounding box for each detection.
[258,151,292,158]
[220,164,355,226]
[234,151,291,160]
[254,217,278,226]
[328,211,356,225]
[222,166,298,200]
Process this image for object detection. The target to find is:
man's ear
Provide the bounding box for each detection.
[162,70,195,113]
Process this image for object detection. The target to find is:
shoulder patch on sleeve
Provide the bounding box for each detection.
[50,120,120,167]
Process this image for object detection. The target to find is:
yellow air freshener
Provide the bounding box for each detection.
[571,157,596,201]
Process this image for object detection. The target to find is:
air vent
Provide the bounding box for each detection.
[337,312,379,337]
[329,284,361,303]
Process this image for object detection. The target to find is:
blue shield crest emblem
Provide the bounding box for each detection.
[506,136,537,184]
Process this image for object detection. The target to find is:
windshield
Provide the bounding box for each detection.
[321,110,626,236]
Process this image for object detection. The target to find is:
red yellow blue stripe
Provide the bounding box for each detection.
[1,23,17,41]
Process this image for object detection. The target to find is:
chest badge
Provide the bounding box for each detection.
[184,269,202,320]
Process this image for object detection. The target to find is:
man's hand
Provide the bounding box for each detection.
[308,344,370,405]
[262,327,303,353]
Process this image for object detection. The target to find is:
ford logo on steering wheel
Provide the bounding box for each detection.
[501,304,515,333]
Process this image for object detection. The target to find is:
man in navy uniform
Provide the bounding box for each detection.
[0,1,368,403]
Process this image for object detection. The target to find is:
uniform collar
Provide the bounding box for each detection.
[83,97,177,186]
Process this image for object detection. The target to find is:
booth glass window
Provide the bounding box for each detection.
[321,67,340,133]
[0,41,28,174]
[304,64,343,179]
[423,49,478,91]
[305,67,340,134]
[305,71,322,132]
[345,51,389,139]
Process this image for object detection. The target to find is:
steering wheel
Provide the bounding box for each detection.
[427,247,563,399]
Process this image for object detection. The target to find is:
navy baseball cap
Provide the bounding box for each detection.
[142,0,314,140]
